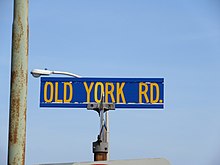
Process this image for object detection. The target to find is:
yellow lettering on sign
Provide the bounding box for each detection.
[63,82,73,103]
[105,82,115,103]
[139,82,149,103]
[116,82,126,103]
[55,82,62,103]
[44,82,54,103]
[150,83,159,103]
[84,82,94,102]
[94,82,104,103]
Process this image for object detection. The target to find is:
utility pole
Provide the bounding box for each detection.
[8,0,29,164]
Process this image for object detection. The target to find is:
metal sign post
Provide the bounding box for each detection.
[87,94,115,161]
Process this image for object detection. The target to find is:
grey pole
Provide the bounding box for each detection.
[8,0,29,164]
[87,94,115,161]
[106,111,110,160]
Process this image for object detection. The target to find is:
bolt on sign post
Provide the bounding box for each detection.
[8,0,29,164]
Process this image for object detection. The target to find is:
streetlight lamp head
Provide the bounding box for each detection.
[31,69,52,78]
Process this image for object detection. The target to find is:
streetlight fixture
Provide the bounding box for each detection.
[31,69,81,78]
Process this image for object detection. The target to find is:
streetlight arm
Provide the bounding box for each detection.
[31,69,81,78]
[52,71,81,78]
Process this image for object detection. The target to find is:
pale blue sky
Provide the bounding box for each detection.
[1,0,220,165]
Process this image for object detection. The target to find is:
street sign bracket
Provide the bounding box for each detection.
[87,102,115,115]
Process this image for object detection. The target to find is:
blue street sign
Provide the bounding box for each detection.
[40,77,164,109]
